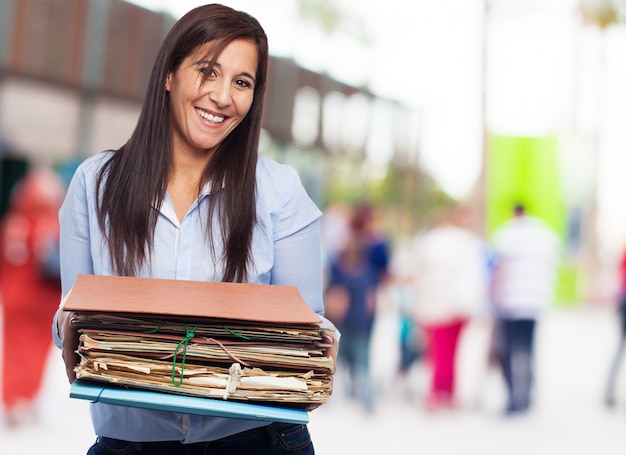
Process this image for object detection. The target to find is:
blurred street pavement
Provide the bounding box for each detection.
[1,304,625,454]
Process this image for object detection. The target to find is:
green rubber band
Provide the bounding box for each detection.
[143,322,163,334]
[223,326,252,340]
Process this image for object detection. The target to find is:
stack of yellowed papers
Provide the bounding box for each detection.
[62,275,333,408]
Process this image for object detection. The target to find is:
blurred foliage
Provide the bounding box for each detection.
[580,0,626,28]
[297,0,342,35]
[296,0,373,46]
[322,157,455,236]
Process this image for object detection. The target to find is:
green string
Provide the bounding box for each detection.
[145,323,251,340]
[171,324,198,387]
[223,326,252,340]
[143,322,164,334]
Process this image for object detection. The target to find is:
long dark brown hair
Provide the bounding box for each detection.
[95,4,268,282]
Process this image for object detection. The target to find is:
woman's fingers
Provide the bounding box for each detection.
[58,310,79,383]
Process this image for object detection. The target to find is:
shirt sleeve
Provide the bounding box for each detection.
[270,219,339,337]
[52,161,96,349]
[270,219,324,315]
[59,164,96,296]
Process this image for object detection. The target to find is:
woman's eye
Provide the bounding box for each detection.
[234,79,252,89]
[199,67,216,77]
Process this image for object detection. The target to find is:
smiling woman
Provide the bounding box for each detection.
[165,39,259,221]
[51,4,337,454]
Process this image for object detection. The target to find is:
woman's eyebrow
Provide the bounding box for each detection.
[238,71,256,83]
[214,62,256,82]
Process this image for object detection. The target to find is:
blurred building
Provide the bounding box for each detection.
[0,0,421,213]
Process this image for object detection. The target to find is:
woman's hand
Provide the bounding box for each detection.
[57,310,79,383]
[305,329,339,412]
[321,329,339,374]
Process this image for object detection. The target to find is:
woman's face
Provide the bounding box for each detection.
[166,39,258,157]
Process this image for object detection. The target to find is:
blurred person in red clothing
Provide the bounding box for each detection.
[604,246,626,408]
[411,204,488,412]
[0,168,65,426]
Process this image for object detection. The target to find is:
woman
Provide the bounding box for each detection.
[53,4,337,454]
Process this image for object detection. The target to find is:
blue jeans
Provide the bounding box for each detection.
[499,318,536,413]
[86,422,314,455]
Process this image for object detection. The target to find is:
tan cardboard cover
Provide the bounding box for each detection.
[62,274,322,325]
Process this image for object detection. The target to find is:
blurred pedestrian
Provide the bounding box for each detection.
[350,202,391,288]
[604,245,626,408]
[0,168,65,426]
[387,237,423,386]
[325,234,377,412]
[396,291,424,378]
[491,203,561,416]
[324,202,390,412]
[411,204,488,412]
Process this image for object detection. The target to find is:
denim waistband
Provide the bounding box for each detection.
[103,422,275,448]
[94,422,312,455]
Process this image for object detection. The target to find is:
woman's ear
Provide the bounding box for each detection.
[165,73,171,91]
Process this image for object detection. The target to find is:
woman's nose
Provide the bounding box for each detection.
[208,80,232,107]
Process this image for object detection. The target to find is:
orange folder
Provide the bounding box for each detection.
[61,274,322,326]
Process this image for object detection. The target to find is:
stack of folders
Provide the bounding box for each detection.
[62,274,334,410]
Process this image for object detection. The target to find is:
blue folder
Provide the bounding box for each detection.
[70,380,309,424]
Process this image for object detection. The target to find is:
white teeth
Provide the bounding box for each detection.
[197,109,224,123]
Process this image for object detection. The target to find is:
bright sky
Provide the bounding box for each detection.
[128,0,626,250]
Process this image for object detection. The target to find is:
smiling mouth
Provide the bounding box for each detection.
[196,108,225,124]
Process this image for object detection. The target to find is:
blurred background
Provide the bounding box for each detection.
[1,0,626,453]
[3,0,626,301]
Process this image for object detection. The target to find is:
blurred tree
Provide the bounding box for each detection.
[579,0,625,28]
[323,157,454,236]
[296,0,373,45]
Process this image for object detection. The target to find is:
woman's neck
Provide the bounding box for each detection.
[167,149,212,222]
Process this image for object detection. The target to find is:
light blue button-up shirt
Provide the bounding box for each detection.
[52,151,324,443]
